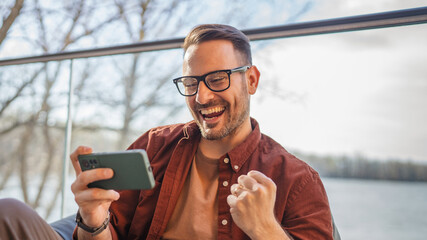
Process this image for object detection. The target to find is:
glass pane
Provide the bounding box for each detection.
[251,24,427,239]
[0,2,426,237]
[0,61,71,221]
[71,49,186,151]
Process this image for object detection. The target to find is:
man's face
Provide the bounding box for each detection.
[183,40,251,140]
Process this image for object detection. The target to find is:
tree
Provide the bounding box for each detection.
[0,0,24,45]
[0,0,124,218]
[0,0,315,220]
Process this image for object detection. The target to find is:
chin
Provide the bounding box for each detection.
[201,131,225,140]
[200,127,219,140]
[203,132,219,140]
[200,124,234,140]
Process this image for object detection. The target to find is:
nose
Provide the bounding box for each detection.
[195,81,214,104]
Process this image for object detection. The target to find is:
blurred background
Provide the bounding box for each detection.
[0,0,426,239]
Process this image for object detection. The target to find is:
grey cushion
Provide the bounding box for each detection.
[50,214,76,240]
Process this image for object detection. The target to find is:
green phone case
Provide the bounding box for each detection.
[78,150,155,190]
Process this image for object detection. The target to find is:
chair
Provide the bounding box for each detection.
[50,213,341,240]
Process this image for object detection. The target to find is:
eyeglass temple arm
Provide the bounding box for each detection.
[231,65,251,73]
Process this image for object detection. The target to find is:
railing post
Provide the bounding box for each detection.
[61,59,74,218]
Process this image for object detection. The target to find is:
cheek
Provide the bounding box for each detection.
[186,97,195,110]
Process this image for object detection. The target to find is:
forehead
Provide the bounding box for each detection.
[183,40,242,75]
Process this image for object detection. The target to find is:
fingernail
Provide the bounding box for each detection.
[104,169,113,176]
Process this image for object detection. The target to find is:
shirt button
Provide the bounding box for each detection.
[222,181,229,187]
[223,158,229,164]
[222,219,228,225]
[234,165,239,170]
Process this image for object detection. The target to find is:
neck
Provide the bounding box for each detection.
[198,117,252,159]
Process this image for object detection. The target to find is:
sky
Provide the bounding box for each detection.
[247,0,427,163]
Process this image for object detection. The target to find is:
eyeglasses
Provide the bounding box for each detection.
[173,65,251,96]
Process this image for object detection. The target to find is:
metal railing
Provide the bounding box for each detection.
[0,6,426,66]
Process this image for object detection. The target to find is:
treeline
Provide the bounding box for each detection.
[294,151,427,182]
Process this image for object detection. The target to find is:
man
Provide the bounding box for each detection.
[70,24,333,240]
[0,24,333,240]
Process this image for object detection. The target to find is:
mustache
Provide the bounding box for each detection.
[194,100,227,111]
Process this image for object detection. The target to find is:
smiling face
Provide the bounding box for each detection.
[183,40,254,141]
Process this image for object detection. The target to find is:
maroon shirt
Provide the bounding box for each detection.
[75,118,333,239]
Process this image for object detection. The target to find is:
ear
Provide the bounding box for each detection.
[246,65,260,95]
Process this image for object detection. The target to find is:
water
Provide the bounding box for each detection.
[1,177,427,239]
[323,178,427,240]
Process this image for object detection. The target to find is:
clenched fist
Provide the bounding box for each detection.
[227,170,290,240]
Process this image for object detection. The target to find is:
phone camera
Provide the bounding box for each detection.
[82,160,89,168]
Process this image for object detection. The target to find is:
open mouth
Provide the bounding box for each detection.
[200,106,225,120]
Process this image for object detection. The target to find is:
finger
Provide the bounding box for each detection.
[237,174,258,191]
[230,183,245,196]
[227,194,237,208]
[236,190,249,200]
[73,168,114,190]
[74,188,120,204]
[247,170,275,189]
[70,146,93,175]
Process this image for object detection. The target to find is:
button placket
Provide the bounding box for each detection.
[222,180,229,187]
[218,155,234,236]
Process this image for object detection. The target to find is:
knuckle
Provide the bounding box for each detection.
[71,181,77,193]
[235,198,248,211]
[73,191,84,204]
[77,172,87,184]
[235,199,244,209]
[238,191,250,202]
[271,182,277,191]
[266,180,277,191]
[74,194,80,204]
[254,186,266,197]
[89,189,100,199]
[237,175,246,182]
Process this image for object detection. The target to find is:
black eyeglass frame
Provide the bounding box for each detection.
[173,65,251,96]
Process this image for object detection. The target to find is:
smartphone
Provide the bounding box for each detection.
[78,149,155,190]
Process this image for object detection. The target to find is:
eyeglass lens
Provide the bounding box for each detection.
[178,71,229,96]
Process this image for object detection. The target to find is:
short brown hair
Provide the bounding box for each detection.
[183,24,252,65]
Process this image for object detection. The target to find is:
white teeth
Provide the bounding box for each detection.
[200,107,224,115]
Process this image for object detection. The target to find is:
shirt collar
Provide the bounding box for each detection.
[227,118,261,172]
[183,118,261,173]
